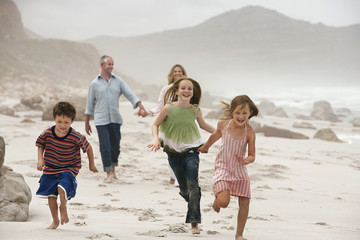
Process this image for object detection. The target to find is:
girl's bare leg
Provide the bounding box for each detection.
[235,197,249,240]
[58,187,69,225]
[111,166,118,180]
[104,171,112,183]
[47,197,59,229]
[191,223,200,235]
[213,190,230,213]
[212,198,220,213]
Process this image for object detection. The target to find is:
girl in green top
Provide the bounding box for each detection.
[148,77,215,235]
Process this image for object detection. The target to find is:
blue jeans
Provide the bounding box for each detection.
[96,123,121,172]
[167,150,201,223]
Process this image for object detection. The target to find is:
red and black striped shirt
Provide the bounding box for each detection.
[36,126,90,176]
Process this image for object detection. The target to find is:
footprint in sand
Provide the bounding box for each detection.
[138,208,162,222]
[213,220,229,225]
[74,221,87,226]
[136,230,166,237]
[207,230,219,235]
[86,233,117,240]
[162,223,189,233]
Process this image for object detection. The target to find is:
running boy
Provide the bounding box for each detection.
[36,102,98,229]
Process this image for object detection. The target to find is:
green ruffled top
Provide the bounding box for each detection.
[159,104,203,155]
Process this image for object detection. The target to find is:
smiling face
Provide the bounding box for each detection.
[54,115,73,137]
[172,66,184,81]
[231,104,252,127]
[101,57,114,76]
[176,80,193,102]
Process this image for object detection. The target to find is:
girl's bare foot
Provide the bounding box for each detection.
[212,198,220,213]
[59,204,69,225]
[191,223,200,235]
[235,236,247,240]
[47,221,60,229]
[111,169,118,180]
[104,176,112,183]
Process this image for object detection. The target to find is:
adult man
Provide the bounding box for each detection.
[85,55,147,183]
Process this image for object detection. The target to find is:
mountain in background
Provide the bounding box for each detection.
[0,0,100,89]
[86,6,360,96]
[0,0,174,104]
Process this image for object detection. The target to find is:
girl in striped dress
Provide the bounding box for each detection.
[198,95,258,240]
[148,77,215,235]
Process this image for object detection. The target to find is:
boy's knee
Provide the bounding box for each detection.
[57,186,65,195]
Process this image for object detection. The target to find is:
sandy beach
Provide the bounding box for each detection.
[1,100,359,240]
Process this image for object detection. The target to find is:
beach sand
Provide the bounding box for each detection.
[1,101,359,240]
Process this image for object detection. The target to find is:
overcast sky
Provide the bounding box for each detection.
[13,0,360,41]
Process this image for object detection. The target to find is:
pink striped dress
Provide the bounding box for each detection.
[213,121,251,198]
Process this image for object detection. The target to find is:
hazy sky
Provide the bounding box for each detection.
[13,0,360,41]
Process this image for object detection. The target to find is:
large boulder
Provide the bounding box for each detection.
[0,136,32,221]
[353,118,360,128]
[0,171,32,221]
[313,128,342,142]
[42,96,88,121]
[311,101,340,122]
[0,105,15,117]
[258,100,288,118]
[260,125,309,139]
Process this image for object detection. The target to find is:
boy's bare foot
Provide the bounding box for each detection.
[235,236,247,240]
[212,199,220,213]
[170,178,175,184]
[47,221,60,229]
[191,223,200,235]
[59,204,69,225]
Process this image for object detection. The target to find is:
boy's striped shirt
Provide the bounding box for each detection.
[36,126,89,176]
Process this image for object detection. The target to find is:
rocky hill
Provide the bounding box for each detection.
[0,0,99,90]
[86,6,360,95]
[0,0,186,107]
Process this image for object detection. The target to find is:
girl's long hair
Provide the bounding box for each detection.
[221,95,259,119]
[164,77,201,105]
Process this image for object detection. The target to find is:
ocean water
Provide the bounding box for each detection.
[217,86,360,117]
[213,86,360,144]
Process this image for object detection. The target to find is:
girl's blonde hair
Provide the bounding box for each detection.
[221,95,259,119]
[167,64,187,84]
[164,77,201,105]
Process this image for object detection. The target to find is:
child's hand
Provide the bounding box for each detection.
[37,159,45,171]
[236,154,250,165]
[197,145,209,153]
[147,140,161,152]
[89,163,98,173]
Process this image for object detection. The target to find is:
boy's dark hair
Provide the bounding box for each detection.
[53,102,76,120]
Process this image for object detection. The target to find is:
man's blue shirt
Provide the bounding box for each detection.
[85,74,140,126]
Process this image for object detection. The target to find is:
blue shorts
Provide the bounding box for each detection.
[36,172,77,200]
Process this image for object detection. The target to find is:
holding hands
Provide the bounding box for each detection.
[197,145,209,153]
